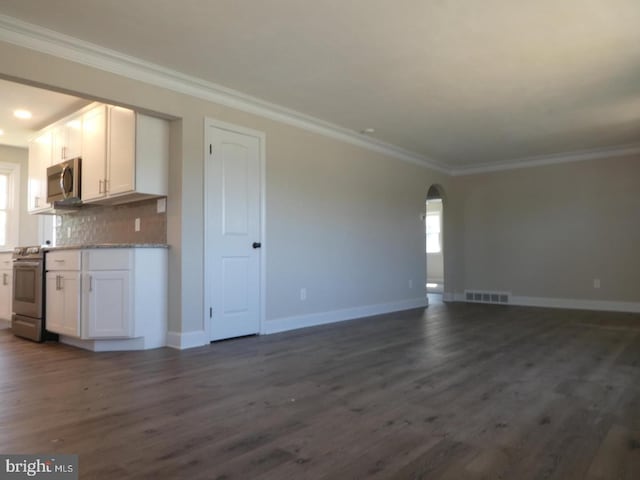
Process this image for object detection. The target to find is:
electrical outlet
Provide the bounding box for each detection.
[66,227,71,238]
[300,288,307,301]
[157,198,167,213]
[593,278,600,289]
[134,218,141,232]
[409,279,413,289]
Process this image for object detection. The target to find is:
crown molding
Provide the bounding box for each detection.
[0,14,450,174]
[451,143,640,176]
[2,14,637,178]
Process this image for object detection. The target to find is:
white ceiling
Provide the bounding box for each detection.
[0,79,89,148]
[0,0,639,170]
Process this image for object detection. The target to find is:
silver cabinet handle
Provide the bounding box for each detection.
[2,273,7,286]
[98,180,103,194]
[88,275,93,292]
[34,196,40,208]
[104,179,109,193]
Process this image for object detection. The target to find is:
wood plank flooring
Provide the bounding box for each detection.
[1,301,640,479]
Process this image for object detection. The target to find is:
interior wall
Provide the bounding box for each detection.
[265,126,447,322]
[0,145,38,245]
[0,41,451,335]
[453,154,640,303]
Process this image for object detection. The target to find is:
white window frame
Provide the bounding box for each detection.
[0,161,20,248]
[425,211,442,253]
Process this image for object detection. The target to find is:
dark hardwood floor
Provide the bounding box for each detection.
[2,302,640,479]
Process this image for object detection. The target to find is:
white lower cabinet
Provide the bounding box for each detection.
[45,247,167,349]
[46,270,81,337]
[0,253,13,321]
[84,269,131,338]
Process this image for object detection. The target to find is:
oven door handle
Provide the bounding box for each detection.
[13,261,42,268]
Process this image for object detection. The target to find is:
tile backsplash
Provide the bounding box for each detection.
[56,198,167,245]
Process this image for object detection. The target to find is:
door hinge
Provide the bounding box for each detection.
[209,307,213,318]
[209,144,212,155]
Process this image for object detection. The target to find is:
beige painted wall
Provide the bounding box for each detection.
[0,41,451,335]
[0,144,39,246]
[452,155,640,303]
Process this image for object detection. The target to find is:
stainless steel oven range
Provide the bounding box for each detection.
[11,246,55,342]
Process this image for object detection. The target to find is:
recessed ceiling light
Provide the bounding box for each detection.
[14,109,32,119]
[360,128,375,134]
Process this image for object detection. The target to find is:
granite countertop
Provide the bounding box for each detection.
[44,243,169,250]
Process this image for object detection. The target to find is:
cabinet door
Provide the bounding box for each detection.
[46,271,81,337]
[64,116,83,159]
[84,270,131,338]
[0,269,12,321]
[52,116,83,162]
[81,106,107,202]
[27,131,52,212]
[107,106,135,196]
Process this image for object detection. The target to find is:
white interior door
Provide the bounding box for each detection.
[206,124,262,341]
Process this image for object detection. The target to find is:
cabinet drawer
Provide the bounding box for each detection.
[83,249,131,271]
[0,253,12,268]
[47,250,81,271]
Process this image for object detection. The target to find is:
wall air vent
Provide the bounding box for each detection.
[464,290,510,305]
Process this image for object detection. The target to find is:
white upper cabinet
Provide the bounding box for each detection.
[107,106,136,197]
[82,105,169,205]
[27,130,53,213]
[52,114,82,163]
[27,102,169,213]
[81,105,108,202]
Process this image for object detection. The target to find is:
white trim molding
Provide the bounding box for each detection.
[451,143,640,176]
[1,14,637,179]
[0,14,448,174]
[166,330,208,350]
[452,293,640,314]
[263,297,428,335]
[0,161,20,248]
[509,296,640,314]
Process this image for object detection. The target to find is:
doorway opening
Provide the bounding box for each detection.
[426,185,445,304]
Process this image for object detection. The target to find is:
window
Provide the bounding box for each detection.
[426,198,443,254]
[0,173,7,246]
[426,212,441,253]
[0,162,19,248]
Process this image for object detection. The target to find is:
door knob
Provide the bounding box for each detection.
[252,242,261,249]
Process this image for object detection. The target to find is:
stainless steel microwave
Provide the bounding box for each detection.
[47,157,81,204]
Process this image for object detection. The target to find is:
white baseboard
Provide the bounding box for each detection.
[452,293,640,313]
[263,297,428,335]
[60,335,147,352]
[510,296,640,313]
[166,330,208,349]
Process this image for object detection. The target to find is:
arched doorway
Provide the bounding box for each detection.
[426,185,445,304]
